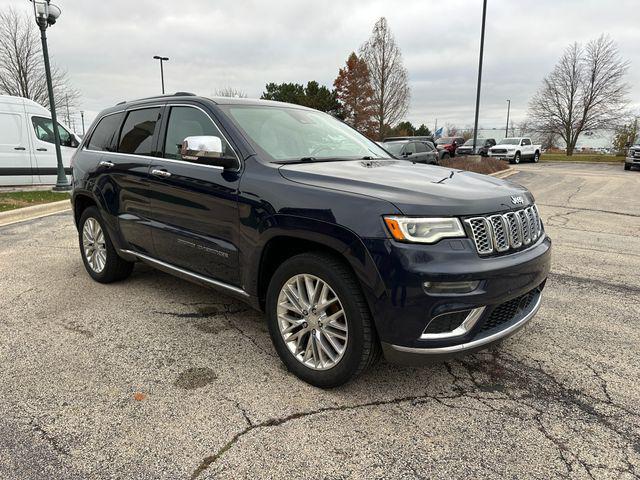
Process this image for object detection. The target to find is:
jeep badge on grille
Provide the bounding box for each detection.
[511,195,524,205]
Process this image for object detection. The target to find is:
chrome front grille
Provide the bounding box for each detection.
[465,205,543,255]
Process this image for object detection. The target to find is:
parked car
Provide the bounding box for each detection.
[456,138,496,157]
[71,94,551,387]
[488,137,541,164]
[625,139,640,171]
[384,135,435,143]
[383,139,439,164]
[435,136,465,158]
[0,94,78,186]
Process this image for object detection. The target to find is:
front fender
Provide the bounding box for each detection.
[244,214,387,314]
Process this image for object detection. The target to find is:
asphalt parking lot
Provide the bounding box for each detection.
[1,162,639,479]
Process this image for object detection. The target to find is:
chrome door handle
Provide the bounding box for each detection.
[14,147,26,151]
[151,168,171,178]
[99,160,115,168]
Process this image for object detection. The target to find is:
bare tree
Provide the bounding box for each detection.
[360,17,410,140]
[528,35,629,155]
[213,87,248,98]
[0,8,80,113]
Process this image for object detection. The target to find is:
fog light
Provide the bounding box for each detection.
[423,280,480,294]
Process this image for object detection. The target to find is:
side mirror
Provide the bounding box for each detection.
[181,136,238,169]
[403,151,412,157]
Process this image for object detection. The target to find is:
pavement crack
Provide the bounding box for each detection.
[537,203,640,219]
[29,418,70,457]
[548,271,640,295]
[189,391,464,479]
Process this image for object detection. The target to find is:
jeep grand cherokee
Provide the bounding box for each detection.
[71,93,551,387]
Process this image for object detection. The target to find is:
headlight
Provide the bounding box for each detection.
[507,148,515,152]
[383,216,466,243]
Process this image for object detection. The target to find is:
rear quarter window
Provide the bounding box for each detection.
[87,112,124,152]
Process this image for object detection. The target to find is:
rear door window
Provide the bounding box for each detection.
[415,142,427,153]
[118,108,161,156]
[87,113,124,152]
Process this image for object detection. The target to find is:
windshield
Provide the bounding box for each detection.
[462,139,485,146]
[384,142,405,155]
[498,138,521,145]
[221,105,389,162]
[436,137,454,145]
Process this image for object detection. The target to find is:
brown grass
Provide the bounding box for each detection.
[440,156,509,175]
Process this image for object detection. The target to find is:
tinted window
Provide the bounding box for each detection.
[163,106,233,161]
[522,138,531,146]
[118,108,160,156]
[88,113,124,152]
[32,116,74,147]
[415,142,427,153]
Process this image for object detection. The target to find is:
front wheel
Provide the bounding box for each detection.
[624,164,631,171]
[266,252,380,388]
[78,206,134,283]
[510,152,521,164]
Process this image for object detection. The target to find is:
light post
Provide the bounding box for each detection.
[505,99,511,138]
[153,55,169,94]
[80,110,85,136]
[29,0,69,191]
[471,0,487,155]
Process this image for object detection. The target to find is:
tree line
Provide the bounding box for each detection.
[260,17,416,140]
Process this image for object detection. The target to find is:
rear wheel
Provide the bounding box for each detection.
[533,151,540,163]
[78,206,134,283]
[266,252,380,388]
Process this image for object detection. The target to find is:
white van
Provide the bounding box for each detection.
[0,95,79,186]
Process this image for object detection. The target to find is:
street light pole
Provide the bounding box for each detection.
[505,99,511,138]
[153,55,169,94]
[30,0,69,191]
[80,110,85,136]
[472,0,488,155]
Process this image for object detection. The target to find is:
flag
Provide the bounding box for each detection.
[435,127,444,137]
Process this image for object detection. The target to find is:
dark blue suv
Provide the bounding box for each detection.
[71,93,551,387]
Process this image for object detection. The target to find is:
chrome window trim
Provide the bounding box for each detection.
[120,249,248,297]
[420,307,486,340]
[391,292,542,355]
[82,103,240,171]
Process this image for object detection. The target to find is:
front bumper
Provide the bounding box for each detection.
[382,287,542,364]
[489,152,515,160]
[363,234,552,364]
[625,156,640,165]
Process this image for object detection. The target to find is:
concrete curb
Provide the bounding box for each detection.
[0,200,72,227]
[490,168,517,179]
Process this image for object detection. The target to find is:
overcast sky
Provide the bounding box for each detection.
[4,0,639,132]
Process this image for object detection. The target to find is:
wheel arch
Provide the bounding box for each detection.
[248,216,386,312]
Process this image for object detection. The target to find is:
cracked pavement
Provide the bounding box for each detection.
[0,162,639,479]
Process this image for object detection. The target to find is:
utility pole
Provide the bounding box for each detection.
[505,99,511,138]
[65,94,70,126]
[80,110,85,135]
[472,0,488,155]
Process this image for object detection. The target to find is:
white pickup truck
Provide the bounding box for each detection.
[488,137,541,164]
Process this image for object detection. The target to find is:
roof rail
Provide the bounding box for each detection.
[116,100,126,105]
[174,92,196,96]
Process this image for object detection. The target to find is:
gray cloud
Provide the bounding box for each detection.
[4,0,638,130]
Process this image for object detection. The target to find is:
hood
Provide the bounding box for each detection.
[491,143,518,149]
[279,159,533,216]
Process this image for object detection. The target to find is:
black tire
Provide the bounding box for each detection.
[265,252,381,388]
[533,151,540,163]
[78,206,134,283]
[624,164,631,171]
[510,152,521,164]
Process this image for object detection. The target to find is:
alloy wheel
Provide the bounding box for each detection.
[82,217,107,273]
[277,274,348,370]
